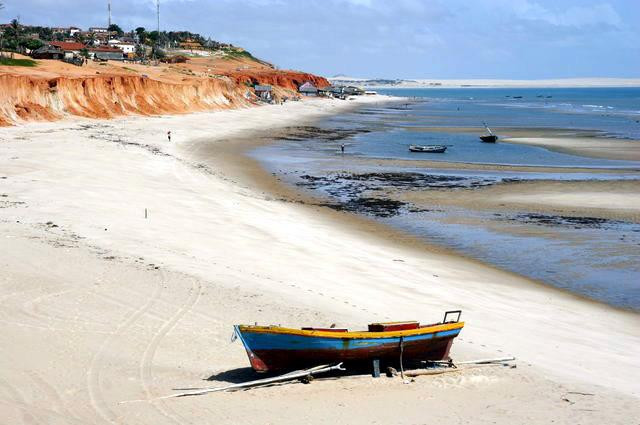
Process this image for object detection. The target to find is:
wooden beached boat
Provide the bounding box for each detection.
[234,311,464,372]
[409,144,447,153]
[480,122,498,143]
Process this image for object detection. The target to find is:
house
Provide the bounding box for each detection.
[299,82,318,96]
[254,85,273,101]
[317,86,333,97]
[89,27,109,33]
[49,41,86,59]
[88,47,124,61]
[69,27,81,36]
[31,45,64,60]
[343,86,365,96]
[108,39,135,54]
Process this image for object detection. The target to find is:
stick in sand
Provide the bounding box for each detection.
[120,363,345,403]
[430,357,516,366]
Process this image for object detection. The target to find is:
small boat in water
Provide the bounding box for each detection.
[234,311,464,372]
[409,144,447,153]
[480,122,498,143]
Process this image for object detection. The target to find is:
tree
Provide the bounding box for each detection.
[108,24,123,37]
[73,32,86,43]
[9,18,20,57]
[87,31,96,46]
[134,43,146,59]
[135,27,147,44]
[147,30,159,46]
[18,38,43,52]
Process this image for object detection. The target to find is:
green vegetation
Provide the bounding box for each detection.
[107,24,124,36]
[221,47,271,67]
[0,57,37,67]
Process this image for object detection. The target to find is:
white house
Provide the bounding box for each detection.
[108,39,135,54]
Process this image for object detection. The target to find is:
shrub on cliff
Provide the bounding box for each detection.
[0,57,37,67]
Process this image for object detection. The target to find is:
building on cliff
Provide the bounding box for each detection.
[48,41,86,58]
[254,85,273,101]
[31,45,65,60]
[299,82,318,96]
[88,47,124,61]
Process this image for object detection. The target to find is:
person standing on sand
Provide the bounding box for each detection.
[341,143,345,154]
[167,131,172,142]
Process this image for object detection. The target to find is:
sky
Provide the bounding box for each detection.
[3,0,640,79]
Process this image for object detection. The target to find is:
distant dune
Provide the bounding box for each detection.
[328,76,640,88]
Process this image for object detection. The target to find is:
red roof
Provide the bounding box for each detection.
[49,41,86,51]
[88,47,123,52]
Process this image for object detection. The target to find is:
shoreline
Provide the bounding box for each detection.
[1,97,639,423]
[212,106,640,313]
[189,112,640,312]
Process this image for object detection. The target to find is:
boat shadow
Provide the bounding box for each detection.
[204,367,260,383]
[203,359,429,384]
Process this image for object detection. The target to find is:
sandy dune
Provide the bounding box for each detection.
[1,97,639,424]
[503,136,640,161]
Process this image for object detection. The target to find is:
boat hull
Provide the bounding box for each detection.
[409,145,447,153]
[235,323,463,372]
[480,135,498,143]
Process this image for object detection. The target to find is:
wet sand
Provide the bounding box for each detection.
[394,180,640,223]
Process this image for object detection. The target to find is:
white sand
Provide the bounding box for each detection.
[500,192,640,212]
[1,97,639,424]
[502,136,640,161]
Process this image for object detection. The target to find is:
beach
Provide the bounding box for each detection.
[1,97,639,424]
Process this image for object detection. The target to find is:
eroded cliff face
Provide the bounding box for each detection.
[0,70,330,126]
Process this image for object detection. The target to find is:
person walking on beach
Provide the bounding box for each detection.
[167,131,172,142]
[341,143,345,154]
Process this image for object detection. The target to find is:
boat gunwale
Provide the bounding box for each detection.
[237,321,464,339]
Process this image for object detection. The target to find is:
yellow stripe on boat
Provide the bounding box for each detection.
[238,322,464,339]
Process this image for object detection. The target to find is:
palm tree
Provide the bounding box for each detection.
[9,18,20,58]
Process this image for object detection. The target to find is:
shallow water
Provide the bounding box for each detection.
[251,88,640,311]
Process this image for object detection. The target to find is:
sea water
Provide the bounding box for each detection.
[252,87,640,310]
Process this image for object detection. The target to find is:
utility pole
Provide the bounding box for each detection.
[157,0,160,34]
[108,0,111,28]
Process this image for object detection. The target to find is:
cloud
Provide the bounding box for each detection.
[2,0,639,78]
[509,0,623,28]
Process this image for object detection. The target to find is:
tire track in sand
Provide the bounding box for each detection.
[139,278,202,424]
[87,283,162,424]
[0,377,43,425]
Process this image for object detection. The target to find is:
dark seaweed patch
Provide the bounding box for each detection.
[296,171,497,217]
[510,213,624,229]
[278,126,370,142]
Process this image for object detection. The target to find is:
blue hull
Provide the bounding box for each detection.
[235,326,463,372]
